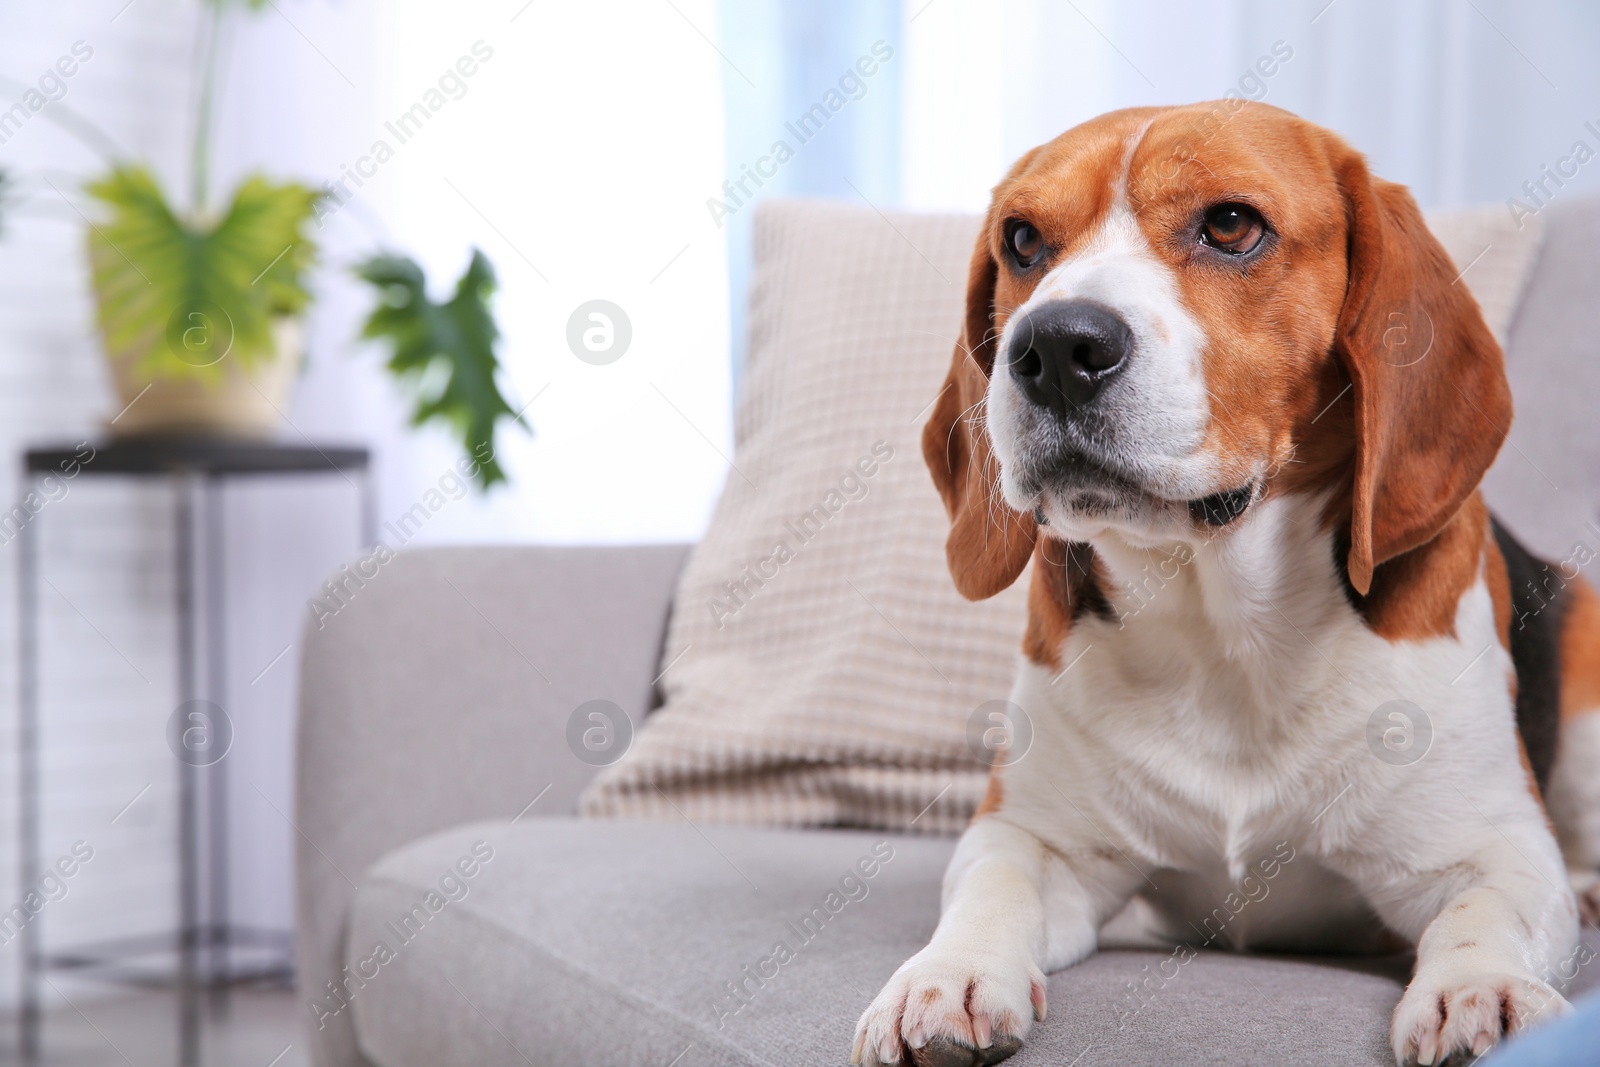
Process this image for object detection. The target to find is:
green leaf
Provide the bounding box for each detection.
[85,165,320,382]
[355,249,527,490]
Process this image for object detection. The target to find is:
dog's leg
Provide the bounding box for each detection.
[1372,836,1578,1065]
[1546,578,1600,924]
[1548,710,1600,924]
[852,817,1139,1067]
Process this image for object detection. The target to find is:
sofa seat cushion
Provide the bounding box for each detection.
[339,817,1598,1066]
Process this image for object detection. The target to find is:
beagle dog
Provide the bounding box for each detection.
[852,102,1600,1067]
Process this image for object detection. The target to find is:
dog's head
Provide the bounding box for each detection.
[923,101,1510,600]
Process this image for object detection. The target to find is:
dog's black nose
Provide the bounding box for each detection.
[1007,301,1133,413]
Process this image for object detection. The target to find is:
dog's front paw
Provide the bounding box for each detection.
[851,948,1046,1066]
[1390,970,1569,1064]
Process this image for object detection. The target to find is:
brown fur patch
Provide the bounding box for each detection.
[1485,530,1514,653]
[974,769,1005,819]
[1329,172,1510,596]
[1347,493,1490,642]
[1484,530,1519,712]
[922,236,1037,600]
[1023,540,1112,670]
[1559,576,1600,721]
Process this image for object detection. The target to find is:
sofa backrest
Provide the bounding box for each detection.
[1483,194,1600,562]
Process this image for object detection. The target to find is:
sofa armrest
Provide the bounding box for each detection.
[294,543,691,1067]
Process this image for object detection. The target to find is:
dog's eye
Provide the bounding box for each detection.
[1006,221,1044,266]
[1200,203,1265,255]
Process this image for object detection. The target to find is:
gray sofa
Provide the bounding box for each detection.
[297,196,1600,1067]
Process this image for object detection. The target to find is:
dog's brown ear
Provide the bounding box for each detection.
[1333,152,1511,596]
[922,223,1037,600]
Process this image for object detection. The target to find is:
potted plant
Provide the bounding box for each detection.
[85,0,318,437]
[87,165,319,437]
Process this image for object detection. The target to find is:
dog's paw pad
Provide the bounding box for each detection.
[977,1034,1024,1065]
[903,1034,1023,1067]
[909,1037,978,1067]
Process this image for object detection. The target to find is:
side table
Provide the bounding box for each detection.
[15,438,374,1066]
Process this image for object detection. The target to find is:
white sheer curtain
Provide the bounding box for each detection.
[901,0,1600,215]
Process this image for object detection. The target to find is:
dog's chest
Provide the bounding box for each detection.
[1049,623,1356,872]
[1014,618,1360,882]
[1010,506,1511,878]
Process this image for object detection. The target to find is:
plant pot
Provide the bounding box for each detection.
[102,317,303,439]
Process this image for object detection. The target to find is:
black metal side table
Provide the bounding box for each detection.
[15,438,374,1066]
